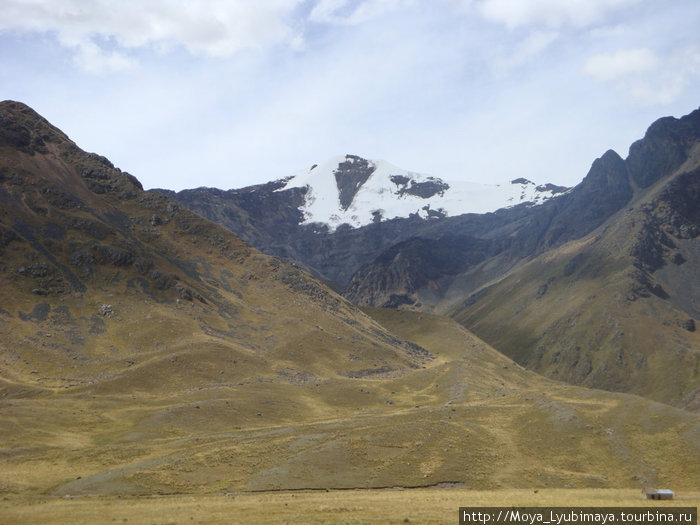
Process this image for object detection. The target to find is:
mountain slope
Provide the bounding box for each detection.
[450,136,700,410]
[0,99,430,394]
[343,147,640,308]
[309,109,700,410]
[146,106,700,412]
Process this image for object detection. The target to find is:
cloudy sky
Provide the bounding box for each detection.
[1,0,699,190]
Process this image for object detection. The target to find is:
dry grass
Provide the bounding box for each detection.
[2,310,697,501]
[3,488,698,524]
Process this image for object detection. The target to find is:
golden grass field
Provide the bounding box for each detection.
[1,309,698,523]
[2,488,698,524]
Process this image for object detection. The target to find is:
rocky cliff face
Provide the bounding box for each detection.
[626,110,700,188]
[344,235,495,308]
[631,166,700,318]
[334,155,377,210]
[155,180,309,264]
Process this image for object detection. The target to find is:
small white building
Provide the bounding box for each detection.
[642,488,674,500]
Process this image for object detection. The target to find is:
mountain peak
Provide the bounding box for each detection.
[279,154,567,231]
[0,99,70,155]
[0,99,143,194]
[626,107,700,188]
[334,155,376,210]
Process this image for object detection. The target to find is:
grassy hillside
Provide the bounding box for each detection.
[2,309,698,498]
[449,150,700,411]
[0,100,431,394]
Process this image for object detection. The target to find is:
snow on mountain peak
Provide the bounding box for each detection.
[279,155,567,231]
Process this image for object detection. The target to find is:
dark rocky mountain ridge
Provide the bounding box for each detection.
[343,147,640,307]
[152,156,569,287]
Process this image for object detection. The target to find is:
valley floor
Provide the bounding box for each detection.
[3,488,699,524]
[2,310,698,521]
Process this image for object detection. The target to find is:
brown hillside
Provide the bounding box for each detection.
[0,100,430,396]
[450,145,700,410]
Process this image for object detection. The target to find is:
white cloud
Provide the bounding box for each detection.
[582,48,658,81]
[0,0,305,71]
[476,0,639,28]
[495,30,559,71]
[583,47,700,105]
[72,41,139,74]
[438,0,473,14]
[308,0,404,25]
[632,48,700,105]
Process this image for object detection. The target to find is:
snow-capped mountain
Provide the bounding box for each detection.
[279,154,568,230]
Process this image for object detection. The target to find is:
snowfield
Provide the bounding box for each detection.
[280,155,566,231]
